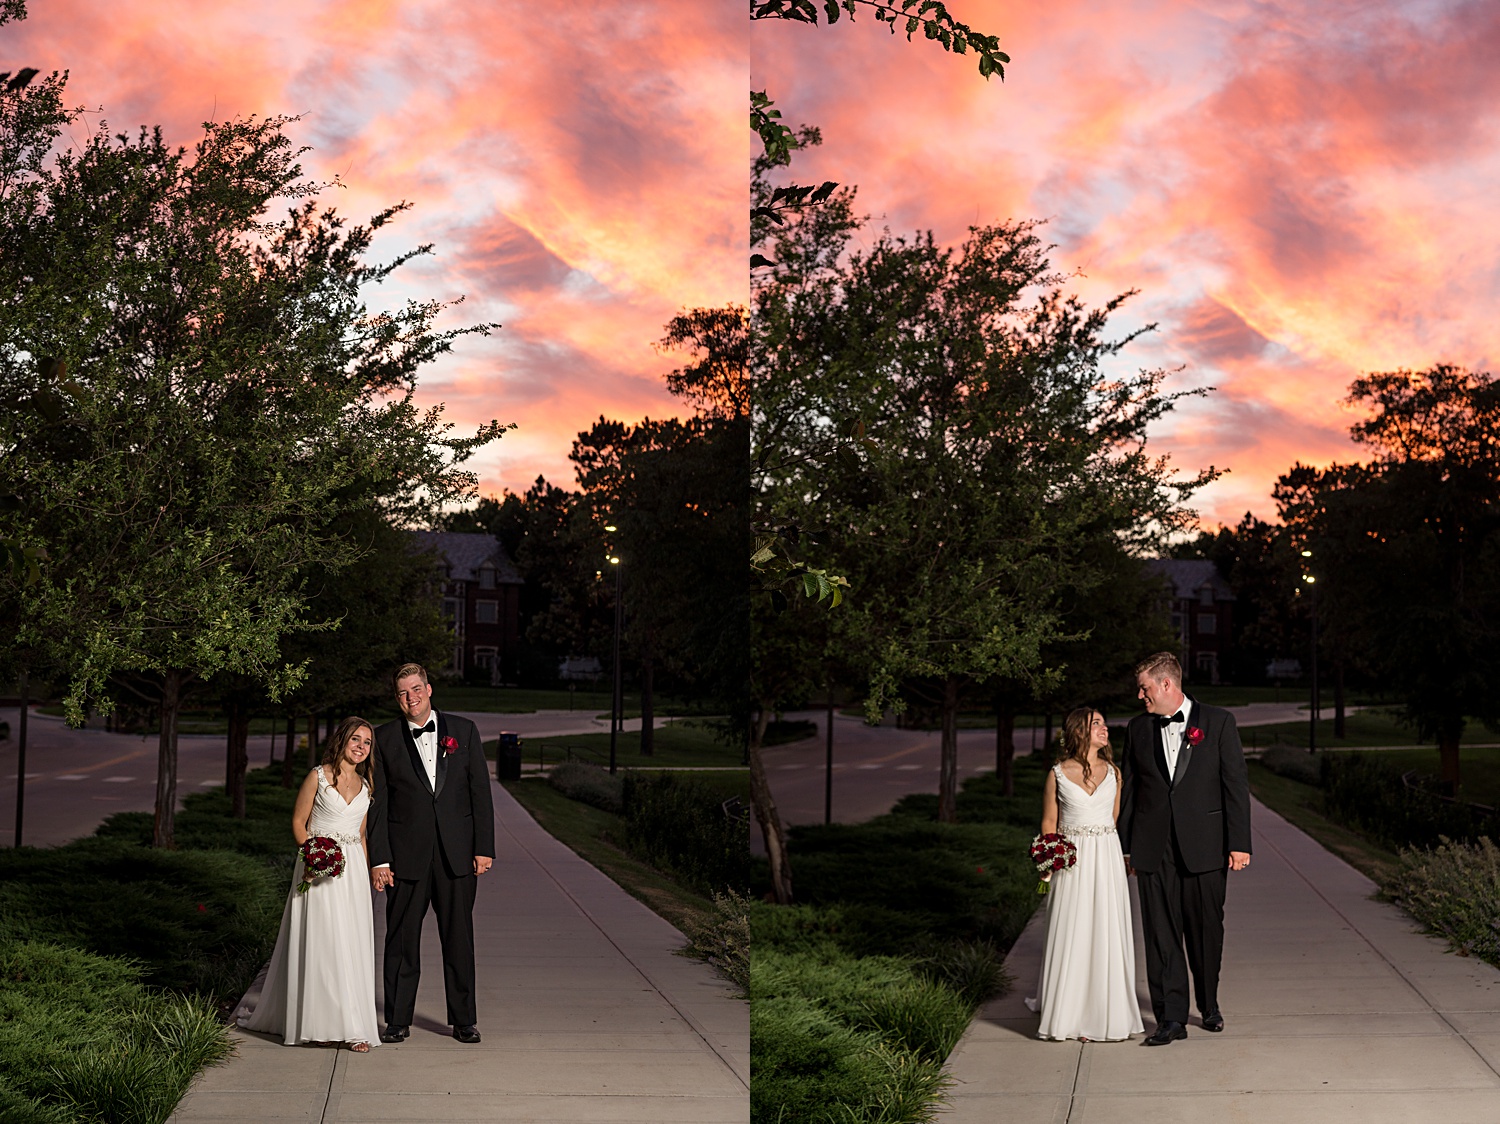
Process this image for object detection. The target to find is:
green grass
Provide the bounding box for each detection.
[0,763,299,1121]
[1242,707,1498,752]
[750,761,1044,1123]
[1244,759,1402,884]
[490,718,747,769]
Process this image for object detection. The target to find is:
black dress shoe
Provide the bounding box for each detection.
[453,1024,481,1044]
[1145,1020,1187,1046]
[379,1024,410,1043]
[1202,1010,1224,1032]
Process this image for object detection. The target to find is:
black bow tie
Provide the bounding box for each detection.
[410,720,435,737]
[1155,711,1184,728]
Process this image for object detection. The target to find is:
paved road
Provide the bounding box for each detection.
[171,778,747,1122]
[0,707,640,848]
[943,795,1500,1123]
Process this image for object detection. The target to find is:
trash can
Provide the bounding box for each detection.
[496,731,522,781]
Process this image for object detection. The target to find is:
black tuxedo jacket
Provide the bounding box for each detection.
[1118,698,1251,875]
[367,710,496,877]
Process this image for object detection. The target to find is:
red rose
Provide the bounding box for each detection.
[1187,726,1204,746]
[442,735,458,755]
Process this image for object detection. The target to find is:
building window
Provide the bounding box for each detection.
[1196,652,1217,679]
[1171,612,1184,635]
[476,600,499,625]
[474,647,497,670]
[442,598,459,620]
[479,565,496,590]
[1197,612,1216,635]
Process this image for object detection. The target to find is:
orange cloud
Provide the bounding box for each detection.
[10,0,745,500]
[753,0,1500,526]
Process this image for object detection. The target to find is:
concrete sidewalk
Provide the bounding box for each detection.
[170,782,747,1123]
[943,795,1500,1123]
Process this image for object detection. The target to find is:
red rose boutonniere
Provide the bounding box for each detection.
[441,735,458,755]
[1186,726,1204,746]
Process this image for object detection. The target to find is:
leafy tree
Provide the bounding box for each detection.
[759,202,1215,825]
[1275,366,1500,790]
[0,98,504,845]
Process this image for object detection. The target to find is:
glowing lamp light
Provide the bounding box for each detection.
[1303,574,1316,584]
[1300,549,1312,557]
[604,524,618,532]
[609,556,620,565]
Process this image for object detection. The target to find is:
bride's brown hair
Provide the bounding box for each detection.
[322,716,375,795]
[1057,707,1113,786]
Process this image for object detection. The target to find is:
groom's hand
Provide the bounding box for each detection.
[372,866,394,891]
[474,855,493,876]
[1228,851,1251,872]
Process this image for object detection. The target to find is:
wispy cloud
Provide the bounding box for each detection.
[754,0,1500,524]
[12,0,744,497]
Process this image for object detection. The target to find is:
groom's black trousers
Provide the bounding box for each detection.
[1137,829,1226,1024]
[383,846,477,1027]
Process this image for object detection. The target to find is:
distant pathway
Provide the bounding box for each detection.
[171,779,747,1123]
[940,796,1500,1123]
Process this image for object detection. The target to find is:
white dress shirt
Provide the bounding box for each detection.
[410,711,439,789]
[1162,698,1192,779]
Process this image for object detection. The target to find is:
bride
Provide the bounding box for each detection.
[1025,708,1143,1042]
[238,717,381,1051]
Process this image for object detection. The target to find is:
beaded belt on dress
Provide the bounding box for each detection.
[1059,823,1116,836]
[310,831,362,846]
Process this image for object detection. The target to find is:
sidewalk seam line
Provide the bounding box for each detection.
[496,803,749,1091]
[1252,809,1500,1082]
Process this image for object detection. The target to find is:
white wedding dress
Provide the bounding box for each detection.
[238,768,381,1047]
[1024,764,1144,1041]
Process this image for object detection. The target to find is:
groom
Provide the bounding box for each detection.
[1118,651,1251,1045]
[368,662,495,1044]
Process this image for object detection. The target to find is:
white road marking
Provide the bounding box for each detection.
[56,774,86,781]
[198,780,219,786]
[777,764,807,769]
[896,764,923,770]
[103,776,135,783]
[856,764,883,770]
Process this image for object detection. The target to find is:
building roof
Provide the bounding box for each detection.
[1144,558,1235,601]
[411,531,523,585]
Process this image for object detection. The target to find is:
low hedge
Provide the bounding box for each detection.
[1320,753,1500,851]
[751,758,1046,1123]
[620,771,748,896]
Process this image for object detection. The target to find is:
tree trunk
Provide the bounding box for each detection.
[152,669,184,849]
[281,713,297,787]
[937,676,960,823]
[1044,712,1054,757]
[1438,727,1462,794]
[227,701,250,819]
[994,703,1016,798]
[749,737,793,903]
[306,713,318,772]
[640,648,654,757]
[1333,659,1346,739]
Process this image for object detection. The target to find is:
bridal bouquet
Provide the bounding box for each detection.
[1029,832,1077,895]
[297,836,346,894]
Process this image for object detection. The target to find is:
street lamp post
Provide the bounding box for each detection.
[1302,550,1318,753]
[606,524,621,776]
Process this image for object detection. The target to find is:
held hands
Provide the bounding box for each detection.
[474,855,493,876]
[1228,851,1251,872]
[371,867,394,891]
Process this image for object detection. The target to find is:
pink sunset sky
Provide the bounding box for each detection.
[754,0,1500,526]
[4,0,744,500]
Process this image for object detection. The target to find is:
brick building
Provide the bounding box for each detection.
[1144,559,1235,685]
[411,531,524,683]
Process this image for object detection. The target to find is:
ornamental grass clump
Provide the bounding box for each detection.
[678,889,750,995]
[1384,836,1500,968]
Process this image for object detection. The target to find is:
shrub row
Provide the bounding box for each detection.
[1320,753,1500,851]
[620,771,749,896]
[751,758,1046,1123]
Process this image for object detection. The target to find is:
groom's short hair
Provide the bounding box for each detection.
[1135,651,1182,685]
[393,662,430,689]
